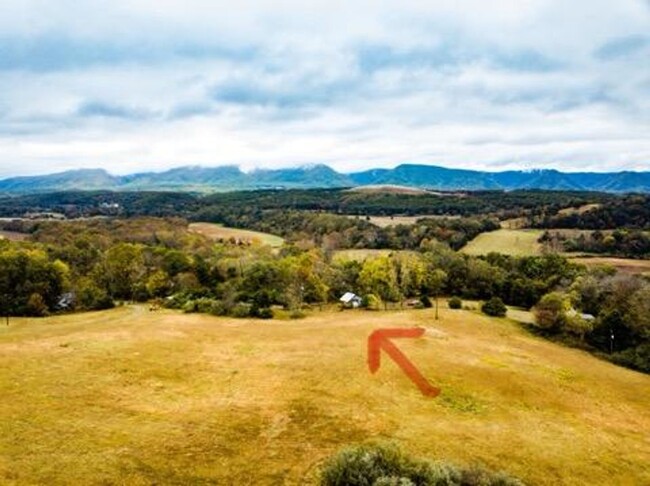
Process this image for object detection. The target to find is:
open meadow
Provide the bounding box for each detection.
[1,305,648,485]
[332,249,399,262]
[568,256,650,276]
[188,222,285,247]
[460,229,545,256]
[0,230,28,241]
[345,214,460,228]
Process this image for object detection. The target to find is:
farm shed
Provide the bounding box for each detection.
[339,292,362,308]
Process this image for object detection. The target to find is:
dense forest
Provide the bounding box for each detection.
[1,217,648,373]
[541,229,650,258]
[533,194,650,229]
[0,188,617,219]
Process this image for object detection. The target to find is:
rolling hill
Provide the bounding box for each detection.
[1,163,649,194]
[1,305,649,484]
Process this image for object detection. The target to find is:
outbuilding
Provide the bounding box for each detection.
[339,292,362,308]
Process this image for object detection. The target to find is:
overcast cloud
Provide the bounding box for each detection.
[0,0,648,178]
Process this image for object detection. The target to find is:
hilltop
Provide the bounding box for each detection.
[1,305,648,484]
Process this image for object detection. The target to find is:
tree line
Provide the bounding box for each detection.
[0,188,614,220]
[0,217,647,373]
[540,229,650,258]
[533,194,650,230]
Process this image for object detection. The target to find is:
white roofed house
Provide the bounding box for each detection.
[339,292,362,308]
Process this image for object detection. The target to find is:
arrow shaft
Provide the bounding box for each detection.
[380,338,440,397]
[367,328,440,398]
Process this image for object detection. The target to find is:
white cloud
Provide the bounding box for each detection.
[0,0,648,178]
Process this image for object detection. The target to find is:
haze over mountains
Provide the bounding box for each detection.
[1,164,649,194]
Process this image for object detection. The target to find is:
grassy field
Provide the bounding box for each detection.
[461,229,545,256]
[557,203,601,216]
[332,249,416,262]
[569,256,650,276]
[1,305,648,485]
[0,230,28,241]
[345,215,460,228]
[189,222,285,247]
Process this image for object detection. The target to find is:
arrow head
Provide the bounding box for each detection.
[367,327,440,398]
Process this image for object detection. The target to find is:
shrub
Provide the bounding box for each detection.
[290,308,306,319]
[448,297,462,309]
[182,300,198,313]
[363,294,382,311]
[419,295,432,308]
[26,293,48,317]
[611,343,650,373]
[257,307,274,319]
[481,297,507,317]
[231,303,251,318]
[319,444,522,486]
[195,297,217,314]
[208,300,228,316]
[164,293,190,310]
[250,304,274,319]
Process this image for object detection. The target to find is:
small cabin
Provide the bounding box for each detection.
[339,292,362,308]
[567,309,595,321]
[55,292,75,311]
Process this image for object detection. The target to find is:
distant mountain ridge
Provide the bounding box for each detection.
[1,163,649,193]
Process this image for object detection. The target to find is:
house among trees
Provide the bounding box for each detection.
[339,292,362,308]
[55,292,75,311]
[567,309,595,321]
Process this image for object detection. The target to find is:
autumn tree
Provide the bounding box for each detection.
[99,243,146,300]
[359,256,401,309]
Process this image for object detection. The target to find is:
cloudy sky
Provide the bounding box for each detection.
[0,0,649,178]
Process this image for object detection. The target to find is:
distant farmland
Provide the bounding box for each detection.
[0,230,28,241]
[460,229,544,256]
[569,256,650,276]
[189,222,284,247]
[332,249,415,262]
[345,214,460,228]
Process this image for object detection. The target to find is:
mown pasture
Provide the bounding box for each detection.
[189,222,284,247]
[1,305,648,485]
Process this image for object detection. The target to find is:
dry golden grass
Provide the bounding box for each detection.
[346,215,460,228]
[1,305,648,485]
[0,230,28,242]
[332,249,416,262]
[557,203,601,216]
[461,229,544,256]
[569,256,650,276]
[189,222,284,247]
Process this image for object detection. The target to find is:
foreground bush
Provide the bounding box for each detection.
[319,444,523,486]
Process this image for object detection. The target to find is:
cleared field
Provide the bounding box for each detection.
[346,214,459,228]
[189,222,284,247]
[345,185,434,195]
[569,256,650,276]
[332,249,412,262]
[1,306,648,485]
[557,203,601,216]
[461,229,544,256]
[0,230,28,241]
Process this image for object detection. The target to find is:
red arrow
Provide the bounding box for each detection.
[368,328,440,398]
